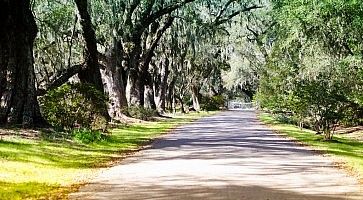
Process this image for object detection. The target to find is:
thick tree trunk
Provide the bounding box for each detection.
[172,89,177,114]
[191,85,201,111]
[75,0,104,92]
[139,72,146,107]
[125,44,143,107]
[126,66,142,106]
[178,96,186,114]
[139,17,174,109]
[0,0,44,127]
[101,39,128,120]
[144,84,156,110]
[144,72,156,110]
[167,79,175,112]
[75,0,110,120]
[155,56,169,113]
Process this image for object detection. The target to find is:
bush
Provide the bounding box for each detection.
[39,83,108,130]
[124,106,157,121]
[274,113,296,124]
[71,128,108,144]
[200,95,225,111]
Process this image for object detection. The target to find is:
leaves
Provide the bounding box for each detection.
[256,0,363,140]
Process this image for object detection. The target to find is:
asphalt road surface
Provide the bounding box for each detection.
[70,110,362,200]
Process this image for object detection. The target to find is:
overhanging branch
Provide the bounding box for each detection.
[214,5,263,26]
[37,64,83,96]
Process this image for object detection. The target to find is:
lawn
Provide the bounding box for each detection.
[258,112,363,182]
[0,112,215,200]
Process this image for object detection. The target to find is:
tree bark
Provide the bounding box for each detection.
[191,85,201,111]
[144,71,157,110]
[37,64,83,96]
[167,79,176,112]
[101,39,128,120]
[125,42,143,107]
[126,66,142,106]
[177,96,186,113]
[155,56,169,113]
[0,0,44,127]
[139,16,174,109]
[75,0,110,120]
[74,0,104,92]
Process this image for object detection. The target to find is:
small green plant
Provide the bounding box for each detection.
[124,106,158,121]
[39,83,108,130]
[71,128,107,144]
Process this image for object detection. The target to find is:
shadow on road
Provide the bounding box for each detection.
[71,110,362,200]
[72,182,356,200]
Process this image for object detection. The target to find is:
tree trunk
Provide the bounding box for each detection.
[125,44,143,107]
[167,79,176,112]
[74,0,104,92]
[75,0,110,120]
[126,66,142,106]
[101,39,128,120]
[144,84,156,110]
[179,97,186,113]
[140,16,174,109]
[155,56,169,113]
[144,72,156,110]
[191,85,201,111]
[172,89,177,114]
[0,0,44,127]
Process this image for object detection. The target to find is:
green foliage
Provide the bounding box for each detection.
[124,106,158,121]
[39,83,108,130]
[273,0,363,57]
[71,128,107,144]
[256,0,363,140]
[33,0,83,87]
[256,48,363,140]
[274,113,297,125]
[201,95,225,111]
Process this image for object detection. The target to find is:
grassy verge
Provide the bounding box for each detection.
[0,111,216,200]
[258,112,363,182]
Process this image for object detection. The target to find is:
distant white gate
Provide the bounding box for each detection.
[228,101,255,110]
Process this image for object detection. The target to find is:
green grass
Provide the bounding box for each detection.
[258,112,363,181]
[0,111,216,199]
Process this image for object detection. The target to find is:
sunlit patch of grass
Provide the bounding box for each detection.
[0,181,73,200]
[0,111,216,199]
[258,112,363,180]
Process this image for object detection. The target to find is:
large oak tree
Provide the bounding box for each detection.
[0,0,44,127]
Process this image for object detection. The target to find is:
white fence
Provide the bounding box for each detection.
[227,101,255,110]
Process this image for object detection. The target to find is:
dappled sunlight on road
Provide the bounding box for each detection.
[70,111,362,200]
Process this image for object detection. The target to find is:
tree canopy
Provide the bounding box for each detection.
[1,0,362,140]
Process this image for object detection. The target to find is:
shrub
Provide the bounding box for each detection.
[71,128,108,144]
[39,83,108,130]
[124,106,157,121]
[201,95,225,111]
[274,113,296,124]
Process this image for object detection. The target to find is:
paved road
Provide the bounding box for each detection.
[70,111,362,200]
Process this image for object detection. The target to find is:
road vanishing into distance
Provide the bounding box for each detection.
[71,110,362,200]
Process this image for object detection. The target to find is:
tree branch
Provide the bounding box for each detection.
[214,0,238,23]
[143,0,196,28]
[214,5,263,26]
[37,64,83,96]
[142,16,175,71]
